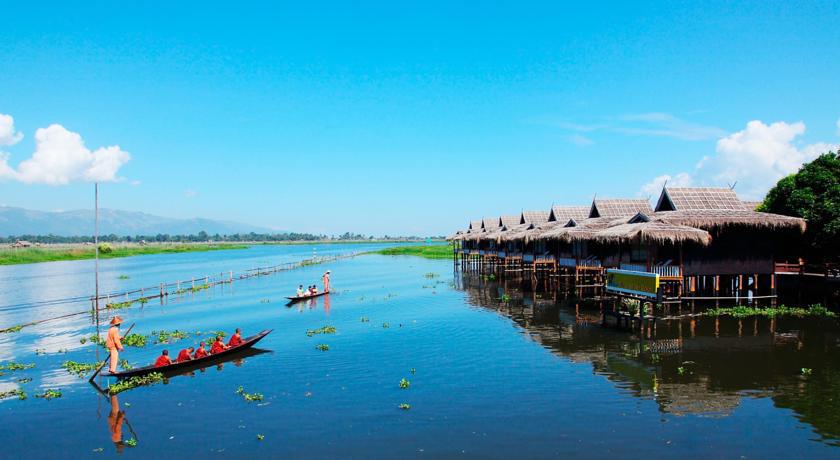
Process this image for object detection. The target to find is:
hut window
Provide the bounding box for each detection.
[630,244,647,262]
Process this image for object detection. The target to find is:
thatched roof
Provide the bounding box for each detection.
[590,220,712,246]
[469,220,482,231]
[549,206,590,222]
[740,200,762,211]
[652,209,806,232]
[520,210,550,225]
[499,215,520,228]
[538,217,615,241]
[655,187,744,212]
[481,217,502,230]
[589,199,652,218]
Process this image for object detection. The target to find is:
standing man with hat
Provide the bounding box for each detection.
[105,316,125,374]
[322,270,331,293]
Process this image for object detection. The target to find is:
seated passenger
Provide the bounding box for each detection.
[154,350,173,367]
[176,347,194,363]
[194,342,208,359]
[210,336,229,354]
[227,328,244,347]
[297,285,305,297]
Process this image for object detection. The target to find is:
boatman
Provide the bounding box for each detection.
[105,316,125,374]
[323,270,331,292]
[228,328,244,347]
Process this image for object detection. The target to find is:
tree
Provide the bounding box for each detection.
[761,151,840,259]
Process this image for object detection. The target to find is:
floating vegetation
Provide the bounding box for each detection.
[190,283,211,293]
[117,275,130,280]
[677,366,686,375]
[399,403,411,410]
[315,344,330,351]
[260,298,271,303]
[256,434,265,441]
[119,359,133,370]
[108,372,164,394]
[399,378,410,389]
[138,297,149,305]
[124,438,137,447]
[702,304,836,319]
[423,272,439,279]
[88,335,105,346]
[108,301,133,310]
[802,368,813,376]
[34,348,47,355]
[0,324,24,334]
[360,317,369,322]
[16,377,32,384]
[306,325,336,337]
[235,386,264,402]
[36,389,62,400]
[151,329,189,344]
[61,360,99,377]
[410,368,416,375]
[79,337,87,344]
[0,361,35,372]
[499,294,511,303]
[122,333,147,348]
[0,389,26,400]
[382,322,390,329]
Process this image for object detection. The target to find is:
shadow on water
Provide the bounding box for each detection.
[457,271,840,446]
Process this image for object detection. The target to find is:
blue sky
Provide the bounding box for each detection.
[1,1,839,235]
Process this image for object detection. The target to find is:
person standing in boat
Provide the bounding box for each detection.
[323,270,331,292]
[105,316,125,374]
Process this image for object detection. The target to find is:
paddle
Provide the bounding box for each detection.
[89,323,135,382]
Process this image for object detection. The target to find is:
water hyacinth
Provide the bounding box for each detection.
[108,372,164,394]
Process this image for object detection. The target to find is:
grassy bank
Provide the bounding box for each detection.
[0,243,250,266]
[372,244,453,260]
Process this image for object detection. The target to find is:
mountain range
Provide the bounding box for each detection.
[0,206,276,236]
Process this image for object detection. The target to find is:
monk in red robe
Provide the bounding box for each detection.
[227,328,244,347]
[154,350,173,367]
[210,336,229,354]
[194,341,208,359]
[176,347,194,363]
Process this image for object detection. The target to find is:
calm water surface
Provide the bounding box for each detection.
[1,245,839,459]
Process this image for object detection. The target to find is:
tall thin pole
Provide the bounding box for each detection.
[94,182,100,332]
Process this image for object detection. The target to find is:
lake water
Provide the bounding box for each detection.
[1,244,839,458]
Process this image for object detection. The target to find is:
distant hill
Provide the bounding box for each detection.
[0,206,276,237]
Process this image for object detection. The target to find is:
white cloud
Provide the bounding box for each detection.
[0,124,130,185]
[567,133,594,146]
[616,112,727,141]
[184,189,198,198]
[639,120,838,200]
[639,172,692,198]
[0,113,23,146]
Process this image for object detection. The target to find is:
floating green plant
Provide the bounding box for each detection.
[117,275,130,280]
[79,337,87,344]
[0,324,24,333]
[399,378,410,389]
[108,301,133,310]
[315,344,330,351]
[256,434,265,441]
[235,386,264,402]
[382,322,390,329]
[306,325,336,337]
[124,438,137,447]
[36,389,62,400]
[801,367,813,375]
[151,329,189,344]
[703,304,836,318]
[424,272,439,279]
[122,333,147,348]
[677,366,686,375]
[0,389,26,400]
[410,368,416,375]
[399,403,411,410]
[108,372,164,394]
[499,294,511,302]
[61,360,99,377]
[119,359,133,370]
[0,361,35,372]
[138,298,149,305]
[88,335,105,346]
[16,377,32,384]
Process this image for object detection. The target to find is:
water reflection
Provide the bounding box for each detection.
[458,272,840,445]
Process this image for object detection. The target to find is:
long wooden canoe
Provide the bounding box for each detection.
[104,329,272,379]
[285,291,329,303]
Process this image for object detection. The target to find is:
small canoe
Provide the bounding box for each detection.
[105,329,272,379]
[285,291,329,303]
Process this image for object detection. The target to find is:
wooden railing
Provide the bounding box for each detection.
[620,263,681,278]
[774,262,803,274]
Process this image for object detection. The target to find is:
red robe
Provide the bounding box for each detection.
[194,347,208,359]
[210,340,226,354]
[228,334,244,347]
[176,349,192,363]
[154,355,171,367]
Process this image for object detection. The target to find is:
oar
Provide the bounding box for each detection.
[88,323,135,382]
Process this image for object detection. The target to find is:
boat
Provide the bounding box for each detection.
[104,329,273,379]
[285,291,329,303]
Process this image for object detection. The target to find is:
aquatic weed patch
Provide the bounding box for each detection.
[399,378,410,389]
[306,325,336,337]
[703,304,836,319]
[0,389,26,400]
[399,403,411,410]
[61,360,99,377]
[122,333,147,348]
[108,372,164,394]
[0,361,35,372]
[0,324,24,334]
[235,386,264,402]
[36,389,62,400]
[151,329,190,344]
